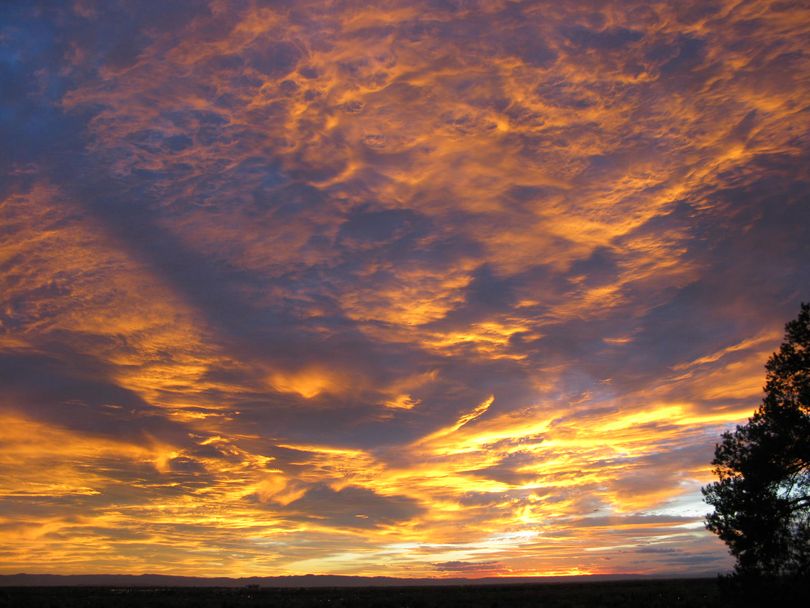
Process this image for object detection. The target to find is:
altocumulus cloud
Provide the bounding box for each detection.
[0,0,808,578]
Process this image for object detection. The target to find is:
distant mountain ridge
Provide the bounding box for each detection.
[0,573,709,587]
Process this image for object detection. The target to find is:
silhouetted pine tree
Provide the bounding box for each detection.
[703,303,810,586]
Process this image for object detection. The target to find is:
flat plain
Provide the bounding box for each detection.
[0,578,729,608]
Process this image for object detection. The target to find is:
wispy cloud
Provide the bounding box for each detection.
[1,0,808,577]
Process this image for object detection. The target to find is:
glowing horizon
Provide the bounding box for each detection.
[1,0,809,578]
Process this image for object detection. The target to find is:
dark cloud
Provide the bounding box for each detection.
[246,40,302,78]
[434,560,500,572]
[0,349,184,443]
[276,485,423,529]
[0,0,807,577]
[567,515,700,529]
[338,207,427,246]
[465,451,539,485]
[564,26,644,51]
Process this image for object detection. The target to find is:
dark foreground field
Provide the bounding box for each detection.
[0,578,746,608]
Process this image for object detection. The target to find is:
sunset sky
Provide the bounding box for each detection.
[1,0,809,578]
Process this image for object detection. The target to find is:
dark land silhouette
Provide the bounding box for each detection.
[0,573,693,587]
[0,577,729,608]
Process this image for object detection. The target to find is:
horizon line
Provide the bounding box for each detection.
[0,571,723,588]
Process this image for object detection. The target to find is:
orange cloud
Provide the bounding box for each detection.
[1,0,808,579]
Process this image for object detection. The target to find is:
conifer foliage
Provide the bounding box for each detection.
[703,303,810,579]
